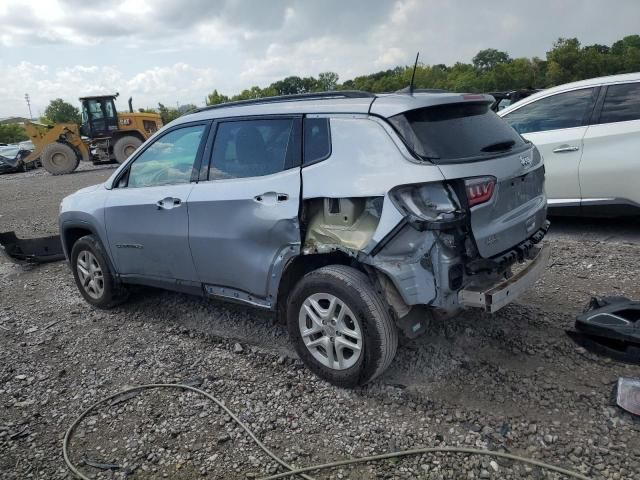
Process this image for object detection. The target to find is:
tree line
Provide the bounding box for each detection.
[204,35,640,104]
[2,34,638,143]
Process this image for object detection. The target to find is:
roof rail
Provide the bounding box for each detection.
[394,87,450,94]
[193,90,375,113]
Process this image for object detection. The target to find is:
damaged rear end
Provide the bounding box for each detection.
[298,93,549,337]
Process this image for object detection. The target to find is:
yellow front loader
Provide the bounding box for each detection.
[22,94,162,175]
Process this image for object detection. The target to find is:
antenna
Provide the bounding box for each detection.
[409,52,419,95]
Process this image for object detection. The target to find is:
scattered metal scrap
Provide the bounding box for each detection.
[616,378,640,416]
[82,458,121,471]
[0,231,64,263]
[568,296,640,364]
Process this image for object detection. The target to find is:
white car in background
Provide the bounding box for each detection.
[499,73,640,216]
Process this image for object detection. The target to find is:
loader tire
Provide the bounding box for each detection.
[41,142,80,175]
[113,136,142,163]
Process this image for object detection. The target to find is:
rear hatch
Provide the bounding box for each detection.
[387,98,547,258]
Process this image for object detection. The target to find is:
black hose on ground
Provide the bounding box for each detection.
[62,383,593,480]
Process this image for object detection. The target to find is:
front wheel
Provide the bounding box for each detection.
[286,265,397,387]
[70,235,128,309]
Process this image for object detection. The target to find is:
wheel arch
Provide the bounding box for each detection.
[60,222,118,276]
[275,251,372,323]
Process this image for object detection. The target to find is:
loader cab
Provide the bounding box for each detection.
[80,95,119,138]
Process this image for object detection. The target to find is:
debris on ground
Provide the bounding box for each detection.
[1,164,640,479]
[570,296,640,364]
[617,378,640,416]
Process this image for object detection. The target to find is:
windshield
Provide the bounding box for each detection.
[0,146,20,158]
[389,101,526,163]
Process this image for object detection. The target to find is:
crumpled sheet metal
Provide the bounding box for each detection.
[304,208,379,253]
[617,378,640,416]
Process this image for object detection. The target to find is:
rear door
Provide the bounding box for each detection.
[104,122,209,281]
[501,87,598,206]
[188,116,302,300]
[579,81,640,207]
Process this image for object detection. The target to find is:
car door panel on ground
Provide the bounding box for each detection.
[188,117,302,299]
[104,123,208,281]
[580,82,640,206]
[501,87,597,204]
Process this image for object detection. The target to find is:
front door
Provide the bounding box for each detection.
[188,117,302,299]
[502,87,597,205]
[104,123,208,281]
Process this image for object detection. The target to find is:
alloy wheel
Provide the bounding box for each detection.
[76,250,105,299]
[298,292,363,370]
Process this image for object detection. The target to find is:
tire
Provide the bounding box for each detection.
[286,265,398,387]
[113,136,142,163]
[41,142,80,175]
[70,235,128,309]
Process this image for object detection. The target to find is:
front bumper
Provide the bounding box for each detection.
[458,242,550,312]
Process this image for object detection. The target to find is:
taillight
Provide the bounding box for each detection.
[465,176,496,207]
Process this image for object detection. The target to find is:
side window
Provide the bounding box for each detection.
[599,83,640,124]
[303,118,331,164]
[503,88,595,134]
[125,124,206,188]
[210,118,294,179]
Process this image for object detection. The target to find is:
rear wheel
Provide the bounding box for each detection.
[287,265,397,387]
[113,136,142,163]
[41,142,80,175]
[70,235,128,309]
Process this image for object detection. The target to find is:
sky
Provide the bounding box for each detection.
[1,0,639,118]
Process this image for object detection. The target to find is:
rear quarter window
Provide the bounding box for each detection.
[390,102,526,163]
[303,118,331,164]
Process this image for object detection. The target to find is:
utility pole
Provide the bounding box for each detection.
[24,93,33,119]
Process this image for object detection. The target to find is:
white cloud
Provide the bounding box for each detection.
[0,0,639,116]
[0,61,219,117]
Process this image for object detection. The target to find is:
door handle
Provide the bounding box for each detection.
[156,197,182,210]
[553,145,579,153]
[254,192,289,204]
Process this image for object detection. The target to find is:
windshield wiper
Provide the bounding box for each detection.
[481,139,516,153]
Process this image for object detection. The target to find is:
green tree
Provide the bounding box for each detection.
[611,35,640,55]
[270,76,318,95]
[316,72,339,91]
[546,38,582,84]
[43,98,81,124]
[207,89,230,105]
[157,103,181,124]
[472,49,511,71]
[198,33,639,102]
[0,124,28,144]
[178,104,197,115]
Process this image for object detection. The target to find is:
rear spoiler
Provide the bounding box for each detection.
[0,231,64,263]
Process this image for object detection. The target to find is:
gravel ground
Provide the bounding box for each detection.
[1,165,639,479]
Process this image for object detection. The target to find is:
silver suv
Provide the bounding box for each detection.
[59,91,549,387]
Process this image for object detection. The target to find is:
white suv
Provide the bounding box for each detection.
[499,73,640,216]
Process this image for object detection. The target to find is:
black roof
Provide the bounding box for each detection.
[78,94,119,101]
[193,90,375,113]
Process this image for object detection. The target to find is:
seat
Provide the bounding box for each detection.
[235,125,268,177]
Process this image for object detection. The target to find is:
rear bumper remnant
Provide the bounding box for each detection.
[458,243,551,312]
[0,231,64,263]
